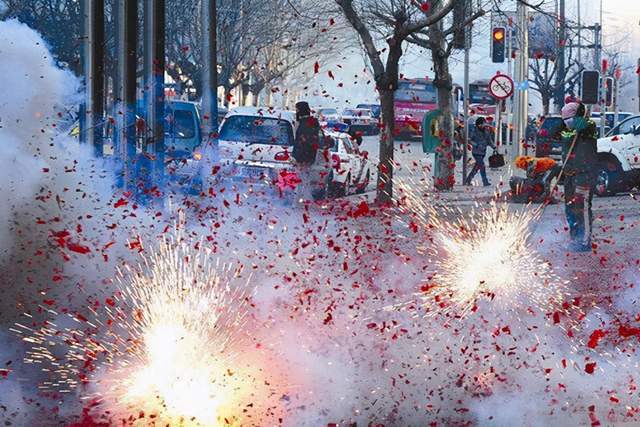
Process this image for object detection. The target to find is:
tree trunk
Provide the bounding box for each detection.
[430,26,455,190]
[241,83,250,106]
[377,89,395,205]
[542,94,550,116]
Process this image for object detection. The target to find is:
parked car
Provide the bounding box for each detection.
[194,106,334,200]
[595,114,640,196]
[341,108,376,136]
[164,101,203,159]
[325,131,375,197]
[534,115,565,161]
[355,103,381,135]
[316,107,340,122]
[605,114,640,137]
[316,107,349,133]
[355,104,381,120]
[591,111,633,132]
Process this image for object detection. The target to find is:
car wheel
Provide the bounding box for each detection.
[328,173,347,198]
[327,172,344,199]
[356,170,370,194]
[595,159,623,197]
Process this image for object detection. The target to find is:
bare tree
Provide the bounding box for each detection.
[1,0,82,72]
[529,54,583,115]
[334,0,455,203]
[407,1,486,190]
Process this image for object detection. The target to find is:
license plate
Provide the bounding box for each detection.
[238,166,267,181]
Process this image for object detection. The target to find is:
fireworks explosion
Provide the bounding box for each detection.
[395,180,570,321]
[426,202,568,316]
[13,228,255,425]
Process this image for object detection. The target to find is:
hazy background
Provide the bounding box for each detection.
[302,0,640,114]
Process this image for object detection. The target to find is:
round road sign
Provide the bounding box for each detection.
[488,74,514,100]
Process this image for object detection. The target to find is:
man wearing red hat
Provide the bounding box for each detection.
[560,101,598,252]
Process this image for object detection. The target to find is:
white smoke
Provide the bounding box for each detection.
[1,16,639,427]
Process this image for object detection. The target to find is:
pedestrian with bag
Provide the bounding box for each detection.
[464,117,496,187]
[560,101,598,252]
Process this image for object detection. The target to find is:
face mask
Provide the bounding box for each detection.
[564,118,575,129]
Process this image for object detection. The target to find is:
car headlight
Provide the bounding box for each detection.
[193,151,202,161]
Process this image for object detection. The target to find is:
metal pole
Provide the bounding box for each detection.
[202,0,219,156]
[463,46,470,180]
[514,1,529,156]
[598,0,605,137]
[495,100,502,149]
[554,0,565,113]
[521,4,529,155]
[506,24,513,157]
[117,0,138,191]
[80,0,105,156]
[613,76,619,126]
[144,0,165,182]
[577,0,581,80]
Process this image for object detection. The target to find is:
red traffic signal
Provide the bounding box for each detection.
[493,27,505,42]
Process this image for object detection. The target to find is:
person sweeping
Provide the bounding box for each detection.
[560,101,598,252]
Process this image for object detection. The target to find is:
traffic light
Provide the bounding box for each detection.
[580,70,600,105]
[605,77,614,107]
[491,27,506,63]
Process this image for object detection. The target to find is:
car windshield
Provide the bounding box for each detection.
[395,82,436,103]
[539,117,564,139]
[343,109,370,117]
[469,85,497,105]
[319,108,337,115]
[357,104,381,117]
[165,109,195,138]
[219,115,293,145]
[611,116,640,136]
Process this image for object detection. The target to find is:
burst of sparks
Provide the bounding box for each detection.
[394,177,570,321]
[426,201,568,317]
[14,229,254,425]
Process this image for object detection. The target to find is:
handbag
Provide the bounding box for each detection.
[488,151,505,168]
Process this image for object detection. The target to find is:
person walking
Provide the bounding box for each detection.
[560,101,598,252]
[292,101,320,201]
[464,117,496,186]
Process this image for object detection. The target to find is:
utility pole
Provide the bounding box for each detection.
[80,0,105,157]
[513,1,529,156]
[144,0,165,184]
[598,0,605,137]
[554,0,566,113]
[116,0,138,191]
[577,0,581,84]
[202,0,219,159]
[505,19,513,159]
[463,47,469,180]
[461,0,472,180]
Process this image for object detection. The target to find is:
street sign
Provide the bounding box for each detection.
[488,74,514,100]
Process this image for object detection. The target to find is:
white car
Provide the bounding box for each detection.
[316,107,340,122]
[341,108,376,136]
[207,106,334,200]
[596,114,640,196]
[326,131,375,197]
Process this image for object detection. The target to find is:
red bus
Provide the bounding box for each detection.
[394,78,438,138]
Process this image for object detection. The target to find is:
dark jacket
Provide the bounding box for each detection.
[561,118,598,176]
[293,115,320,165]
[470,125,496,156]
